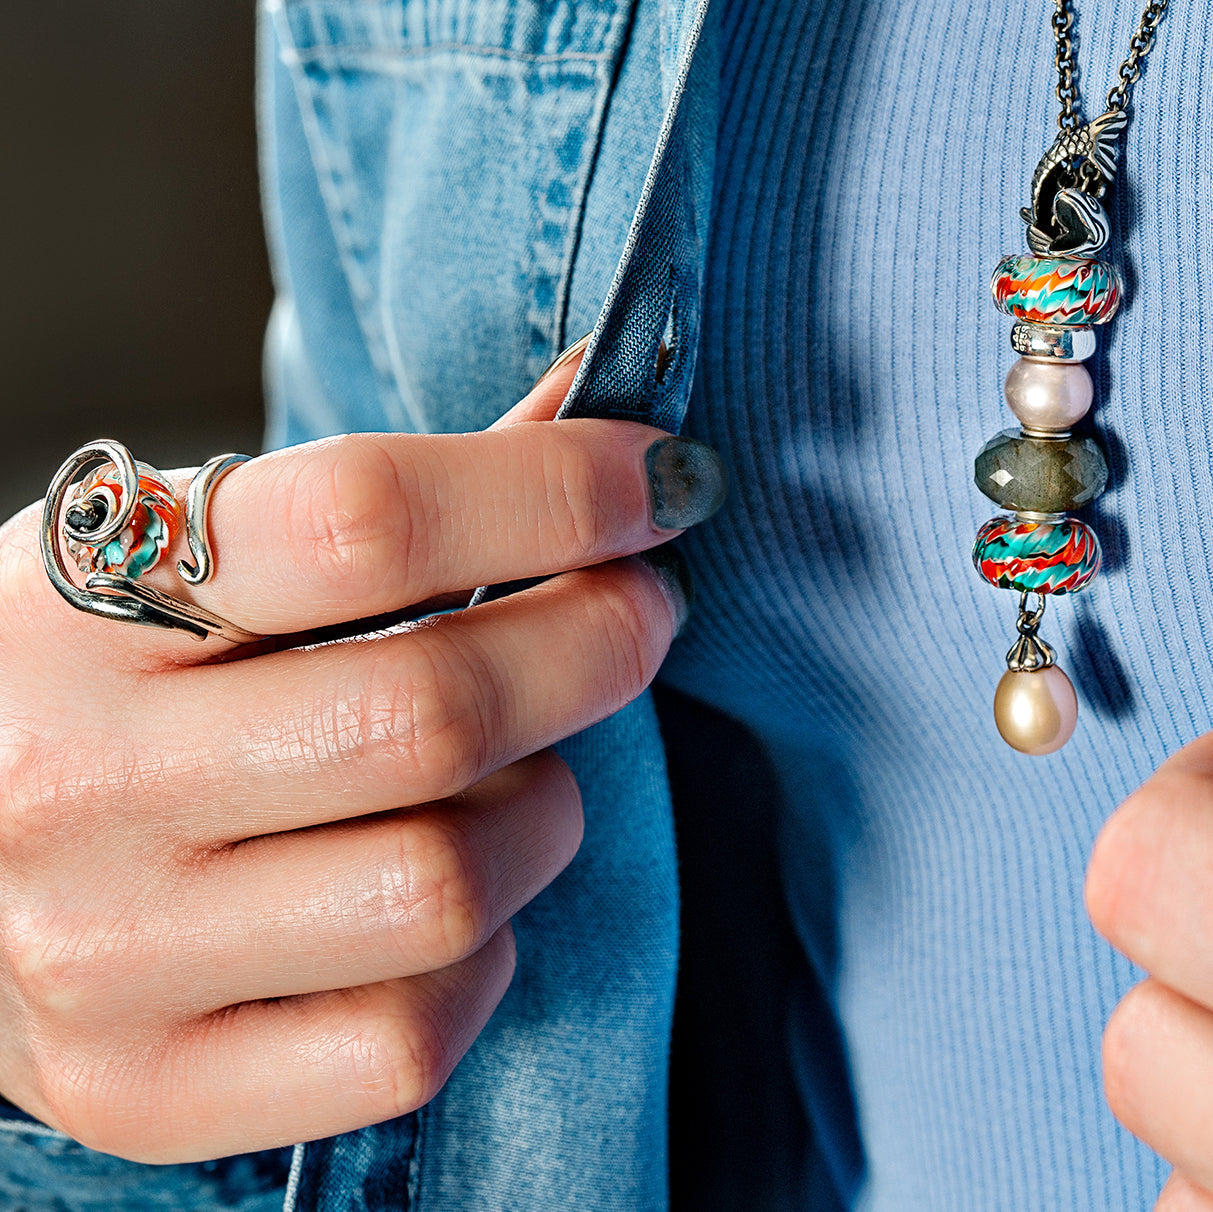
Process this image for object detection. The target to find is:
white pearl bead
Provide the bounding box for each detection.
[993,666,1078,755]
[1003,358,1094,431]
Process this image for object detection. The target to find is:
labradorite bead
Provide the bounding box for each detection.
[973,429,1108,512]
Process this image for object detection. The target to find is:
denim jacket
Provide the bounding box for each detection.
[4,1,1210,1208]
[0,4,708,1209]
[261,1,715,1207]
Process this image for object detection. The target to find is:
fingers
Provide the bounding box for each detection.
[154,554,685,840]
[133,753,581,1010]
[28,420,717,652]
[1088,738,1213,1200]
[1103,980,1213,1196]
[17,418,721,662]
[37,925,516,1164]
[1157,1172,1213,1211]
[1086,736,1213,1008]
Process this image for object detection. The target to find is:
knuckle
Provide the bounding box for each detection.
[1101,983,1156,1132]
[536,438,609,567]
[0,739,64,859]
[317,647,482,801]
[363,636,500,800]
[328,658,422,774]
[393,817,492,967]
[591,576,667,708]
[0,736,158,858]
[362,993,454,1115]
[0,902,123,1022]
[294,438,414,602]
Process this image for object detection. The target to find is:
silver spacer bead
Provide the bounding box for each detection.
[1010,323,1097,363]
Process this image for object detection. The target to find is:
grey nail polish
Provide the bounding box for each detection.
[645,437,728,530]
[634,544,694,637]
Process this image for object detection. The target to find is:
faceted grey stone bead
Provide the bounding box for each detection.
[974,429,1109,512]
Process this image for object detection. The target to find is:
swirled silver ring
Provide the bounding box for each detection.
[40,441,261,644]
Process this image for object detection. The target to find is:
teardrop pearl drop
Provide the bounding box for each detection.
[993,666,1077,755]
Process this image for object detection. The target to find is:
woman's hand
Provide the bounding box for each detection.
[1086,736,1213,1209]
[0,361,724,1164]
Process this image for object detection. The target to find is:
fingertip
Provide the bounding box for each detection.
[632,544,694,638]
[1156,1170,1213,1210]
[644,436,728,532]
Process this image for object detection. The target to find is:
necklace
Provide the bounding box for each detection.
[971,0,1170,755]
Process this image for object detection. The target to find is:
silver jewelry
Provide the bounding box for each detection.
[41,441,259,644]
[973,0,1171,754]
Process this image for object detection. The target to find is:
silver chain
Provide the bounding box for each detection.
[1052,0,1169,131]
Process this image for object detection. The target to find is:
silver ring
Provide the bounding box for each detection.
[40,441,260,644]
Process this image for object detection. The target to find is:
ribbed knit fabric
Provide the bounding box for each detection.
[648,0,1213,1207]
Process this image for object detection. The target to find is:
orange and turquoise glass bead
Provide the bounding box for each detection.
[991,255,1122,327]
[972,514,1101,595]
[65,464,179,579]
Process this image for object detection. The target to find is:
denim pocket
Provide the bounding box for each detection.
[0,1119,290,1212]
[268,0,636,435]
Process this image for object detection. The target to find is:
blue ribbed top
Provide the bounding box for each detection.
[642,0,1213,1206]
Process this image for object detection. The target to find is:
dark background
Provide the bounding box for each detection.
[0,1,271,519]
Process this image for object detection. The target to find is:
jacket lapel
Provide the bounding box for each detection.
[559,0,717,434]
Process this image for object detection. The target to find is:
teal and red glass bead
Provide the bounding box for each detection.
[991,255,1122,327]
[65,463,179,579]
[971,514,1101,594]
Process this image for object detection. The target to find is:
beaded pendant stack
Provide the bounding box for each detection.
[972,235,1120,754]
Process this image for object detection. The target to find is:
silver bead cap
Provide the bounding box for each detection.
[1005,591,1056,672]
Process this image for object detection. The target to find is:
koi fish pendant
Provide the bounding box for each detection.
[1019,109,1127,256]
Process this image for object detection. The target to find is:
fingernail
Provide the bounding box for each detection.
[645,437,728,530]
[533,332,593,392]
[634,544,694,637]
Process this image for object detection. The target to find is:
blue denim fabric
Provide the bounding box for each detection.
[0,1115,290,1212]
[14,0,1203,1204]
[262,0,646,441]
[0,2,702,1206]
[260,1,710,1208]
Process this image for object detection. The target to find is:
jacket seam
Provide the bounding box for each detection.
[284,44,611,66]
[553,0,642,357]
